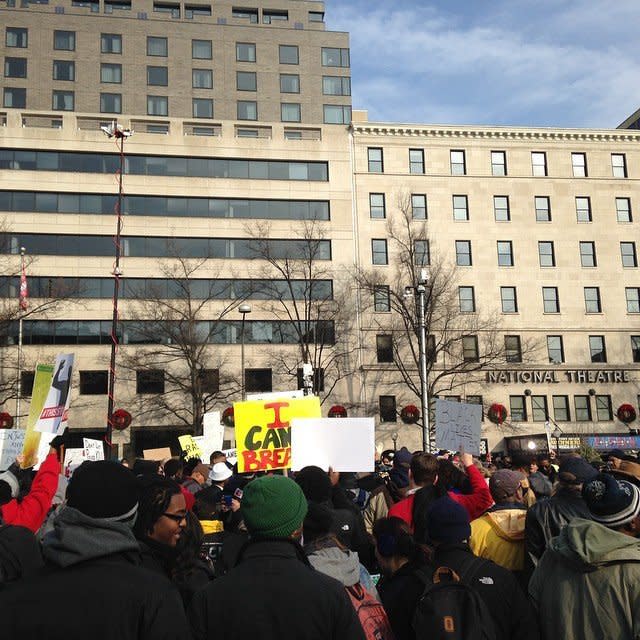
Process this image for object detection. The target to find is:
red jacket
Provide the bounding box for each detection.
[388,463,493,529]
[0,452,60,532]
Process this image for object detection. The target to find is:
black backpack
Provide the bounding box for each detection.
[412,559,497,640]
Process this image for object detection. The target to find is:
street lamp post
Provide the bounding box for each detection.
[552,425,563,453]
[238,304,251,400]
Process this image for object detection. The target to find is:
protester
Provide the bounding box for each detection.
[132,458,163,478]
[537,453,557,485]
[163,458,184,482]
[209,450,227,466]
[527,457,553,499]
[0,523,43,585]
[189,475,366,640]
[510,457,538,508]
[181,462,210,495]
[530,473,640,639]
[0,460,188,637]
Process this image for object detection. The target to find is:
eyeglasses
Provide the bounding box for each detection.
[162,512,187,523]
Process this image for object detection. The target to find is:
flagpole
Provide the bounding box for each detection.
[16,246,26,429]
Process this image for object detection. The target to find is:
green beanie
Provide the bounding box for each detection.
[241,475,308,539]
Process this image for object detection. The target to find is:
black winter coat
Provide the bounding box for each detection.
[189,538,366,640]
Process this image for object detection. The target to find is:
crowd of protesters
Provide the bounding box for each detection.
[0,432,640,640]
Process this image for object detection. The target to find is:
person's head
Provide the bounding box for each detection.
[557,456,598,491]
[529,459,539,474]
[241,475,307,541]
[295,465,332,503]
[372,517,416,575]
[173,511,205,576]
[538,455,552,472]
[0,469,19,506]
[437,459,469,492]
[303,501,338,547]
[120,458,130,468]
[607,449,626,469]
[410,452,438,487]
[583,473,640,537]
[134,477,187,547]
[163,458,184,481]
[190,463,211,486]
[424,496,471,546]
[210,451,226,465]
[209,462,232,487]
[489,469,525,504]
[380,449,395,468]
[510,455,531,474]
[132,459,162,478]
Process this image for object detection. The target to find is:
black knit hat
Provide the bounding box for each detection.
[425,496,471,544]
[558,456,598,485]
[582,473,640,529]
[66,461,139,521]
[295,465,332,503]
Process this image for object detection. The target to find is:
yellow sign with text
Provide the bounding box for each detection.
[178,435,203,460]
[235,396,321,473]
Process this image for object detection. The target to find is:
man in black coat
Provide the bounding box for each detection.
[189,474,365,640]
[0,461,188,639]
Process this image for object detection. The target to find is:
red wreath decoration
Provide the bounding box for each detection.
[0,412,13,429]
[328,405,348,418]
[487,403,507,425]
[112,409,132,431]
[222,406,235,428]
[617,403,637,425]
[400,404,420,424]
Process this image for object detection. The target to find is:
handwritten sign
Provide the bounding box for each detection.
[178,435,203,460]
[83,438,105,462]
[0,430,26,470]
[235,395,321,473]
[435,399,482,456]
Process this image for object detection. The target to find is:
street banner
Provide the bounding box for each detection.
[178,434,203,460]
[0,429,26,470]
[35,354,74,435]
[435,399,482,456]
[143,447,172,461]
[291,417,375,472]
[20,363,55,467]
[234,395,321,472]
[83,438,105,461]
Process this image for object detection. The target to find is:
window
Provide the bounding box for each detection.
[627,287,640,313]
[263,9,288,23]
[369,193,386,219]
[497,241,513,266]
[147,66,167,86]
[154,2,180,17]
[411,194,427,219]
[491,151,507,176]
[596,395,613,421]
[54,30,75,51]
[462,335,479,362]
[466,396,483,420]
[6,27,28,48]
[53,60,75,81]
[379,395,397,422]
[500,286,518,313]
[553,396,570,421]
[576,197,592,222]
[589,335,606,362]
[236,42,256,62]
[280,74,300,93]
[631,335,640,362]
[547,336,564,364]
[531,395,548,422]
[147,36,167,56]
[374,285,390,312]
[574,396,591,421]
[191,39,212,60]
[279,45,298,65]
[3,88,26,108]
[322,76,350,96]
[376,335,393,363]
[616,197,632,222]
[232,7,257,22]
[79,370,108,395]
[237,100,257,120]
[372,239,388,265]
[136,369,165,394]
[52,90,73,111]
[368,148,383,173]
[535,196,551,222]
[193,69,213,89]
[455,240,472,266]
[101,33,122,54]
[198,368,220,394]
[450,150,466,175]
[323,105,351,124]
[542,287,559,313]
[510,396,527,421]
[571,152,587,177]
[579,241,596,267]
[493,196,510,221]
[414,240,430,266]
[245,368,272,393]
[4,57,27,78]
[101,63,122,83]
[505,335,522,363]
[531,152,547,176]
[409,149,425,174]
[147,95,168,116]
[193,98,213,118]
[612,153,627,178]
[621,242,638,267]
[459,286,475,312]
[20,371,35,397]
[538,241,555,267]
[453,195,469,221]
[100,92,121,113]
[322,47,349,67]
[281,103,300,122]
[584,287,601,313]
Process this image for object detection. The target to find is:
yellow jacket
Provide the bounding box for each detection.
[469,506,527,571]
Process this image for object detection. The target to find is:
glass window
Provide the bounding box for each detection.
[6,27,28,48]
[237,100,257,120]
[147,36,168,56]
[53,60,75,81]
[538,241,555,267]
[281,103,300,122]
[101,63,122,83]
[236,42,256,62]
[376,335,393,363]
[494,196,510,221]
[136,369,165,394]
[584,287,601,313]
[589,335,606,362]
[79,370,108,395]
[574,395,591,421]
[192,68,213,89]
[462,335,479,362]
[379,395,396,422]
[4,57,27,78]
[576,197,592,222]
[232,7,258,21]
[371,239,388,265]
[579,241,596,267]
[500,287,517,313]
[505,335,522,363]
[535,196,551,222]
[627,287,640,313]
[414,240,430,266]
[52,90,74,111]
[323,105,351,124]
[53,30,75,51]
[451,150,466,175]
[100,92,121,113]
[147,95,168,116]
[280,74,299,93]
[321,47,349,67]
[532,151,547,176]
[279,45,298,64]
[612,153,627,178]
[147,66,167,86]
[3,87,26,108]
[596,395,613,421]
[621,242,638,267]
[453,195,468,221]
[309,11,324,22]
[616,197,632,222]
[236,71,256,91]
[192,98,213,118]
[542,287,559,313]
[459,286,475,312]
[409,149,424,174]
[374,285,390,312]
[553,396,570,421]
[322,76,350,96]
[455,240,472,266]
[245,369,271,393]
[192,39,212,59]
[491,150,507,176]
[497,241,513,266]
[631,335,640,362]
[571,152,587,177]
[368,148,383,173]
[369,193,385,219]
[547,335,564,363]
[411,194,427,219]
[531,395,548,421]
[510,395,527,421]
[101,33,121,54]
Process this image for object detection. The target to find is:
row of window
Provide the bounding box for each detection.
[367,147,631,179]
[0,149,329,181]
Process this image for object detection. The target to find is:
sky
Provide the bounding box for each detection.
[324,0,640,128]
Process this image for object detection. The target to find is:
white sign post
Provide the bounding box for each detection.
[435,399,482,456]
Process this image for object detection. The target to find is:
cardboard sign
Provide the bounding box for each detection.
[234,395,321,472]
[143,447,172,461]
[291,417,375,472]
[63,448,85,478]
[21,363,54,467]
[0,429,26,470]
[435,399,482,456]
[178,435,203,460]
[35,353,74,435]
[83,438,105,462]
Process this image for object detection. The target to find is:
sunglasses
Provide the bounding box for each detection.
[162,512,187,523]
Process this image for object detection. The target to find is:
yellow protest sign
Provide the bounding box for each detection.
[178,434,203,460]
[21,363,54,468]
[235,395,321,473]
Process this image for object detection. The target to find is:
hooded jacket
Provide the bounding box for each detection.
[529,518,640,640]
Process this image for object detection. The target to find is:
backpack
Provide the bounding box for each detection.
[412,561,497,640]
[345,582,395,640]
